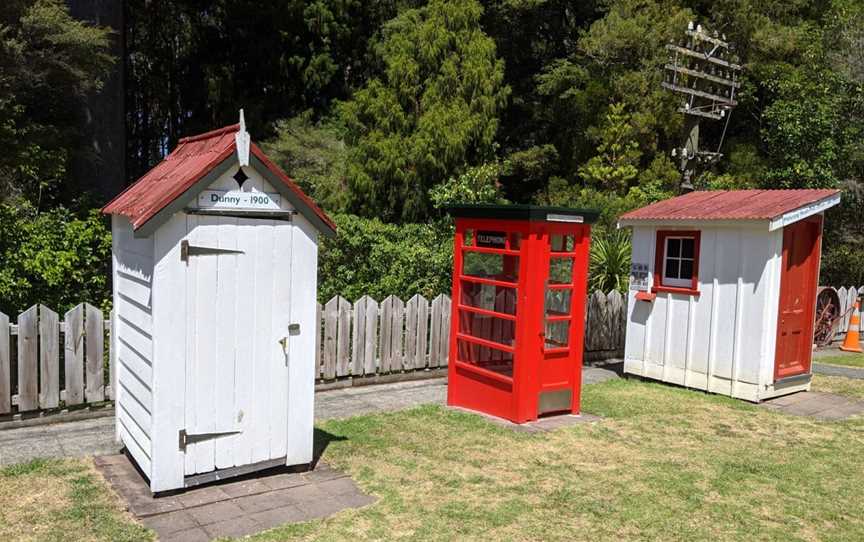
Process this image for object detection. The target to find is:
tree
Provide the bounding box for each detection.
[125,0,415,182]
[0,0,113,207]
[260,112,351,214]
[579,102,641,194]
[338,0,509,222]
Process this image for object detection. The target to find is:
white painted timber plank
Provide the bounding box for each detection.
[214,216,240,469]
[284,216,317,466]
[336,296,351,378]
[440,295,451,366]
[364,298,379,375]
[351,297,367,375]
[192,215,220,473]
[38,305,60,409]
[404,296,418,371]
[84,304,105,402]
[232,217,258,467]
[0,312,10,414]
[17,305,38,411]
[429,295,444,368]
[390,296,404,372]
[64,304,85,406]
[379,296,393,373]
[416,295,429,369]
[269,220,292,460]
[250,219,275,464]
[149,212,187,491]
[323,297,338,380]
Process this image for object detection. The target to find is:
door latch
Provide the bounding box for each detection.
[179,428,242,451]
[180,240,244,263]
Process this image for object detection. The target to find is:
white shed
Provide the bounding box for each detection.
[103,114,336,492]
[618,189,840,402]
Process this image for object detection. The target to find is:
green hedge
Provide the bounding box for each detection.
[317,214,454,303]
[0,202,112,316]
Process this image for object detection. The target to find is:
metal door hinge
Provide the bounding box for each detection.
[179,428,242,451]
[180,240,244,263]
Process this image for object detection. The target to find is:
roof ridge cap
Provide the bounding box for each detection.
[178,123,241,144]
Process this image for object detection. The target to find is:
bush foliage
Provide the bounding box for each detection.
[317,214,454,303]
[0,201,112,316]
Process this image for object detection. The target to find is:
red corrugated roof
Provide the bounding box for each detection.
[619,189,840,222]
[103,124,336,234]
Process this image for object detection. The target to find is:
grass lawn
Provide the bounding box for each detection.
[5,374,864,541]
[816,351,864,368]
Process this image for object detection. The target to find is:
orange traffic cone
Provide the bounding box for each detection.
[840,298,863,353]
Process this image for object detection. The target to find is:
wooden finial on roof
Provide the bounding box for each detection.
[236,109,250,167]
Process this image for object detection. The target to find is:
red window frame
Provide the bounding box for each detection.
[652,230,700,295]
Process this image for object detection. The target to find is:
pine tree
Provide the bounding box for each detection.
[339,0,509,222]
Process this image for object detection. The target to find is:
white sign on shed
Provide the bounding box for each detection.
[103,112,336,493]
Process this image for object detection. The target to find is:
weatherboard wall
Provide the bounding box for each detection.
[111,215,155,478]
[623,224,785,401]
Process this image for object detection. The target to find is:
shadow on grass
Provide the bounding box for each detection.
[312,427,347,468]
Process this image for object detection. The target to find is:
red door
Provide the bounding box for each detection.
[774,216,822,380]
[536,225,590,416]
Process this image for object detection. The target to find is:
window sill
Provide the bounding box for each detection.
[652,285,700,296]
[635,291,656,302]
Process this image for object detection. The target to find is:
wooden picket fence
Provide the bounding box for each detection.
[0,290,629,417]
[0,303,114,418]
[315,290,629,380]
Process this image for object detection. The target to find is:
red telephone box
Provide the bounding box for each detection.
[446,205,598,423]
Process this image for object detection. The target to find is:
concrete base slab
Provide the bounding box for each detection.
[759,391,864,420]
[449,406,603,433]
[95,454,375,541]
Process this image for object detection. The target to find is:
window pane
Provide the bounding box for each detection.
[459,311,515,347]
[463,252,519,282]
[508,232,521,251]
[464,229,474,246]
[545,320,570,349]
[457,339,513,377]
[545,288,572,317]
[679,259,694,279]
[664,259,680,279]
[549,257,573,284]
[681,238,695,258]
[550,234,575,252]
[460,281,517,315]
[667,238,681,257]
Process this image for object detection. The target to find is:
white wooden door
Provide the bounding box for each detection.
[182,214,293,475]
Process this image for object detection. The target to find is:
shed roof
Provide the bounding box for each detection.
[447,204,599,223]
[619,189,840,228]
[102,123,336,236]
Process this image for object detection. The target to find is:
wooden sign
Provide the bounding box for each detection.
[196,189,281,211]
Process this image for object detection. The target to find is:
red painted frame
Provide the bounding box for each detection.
[447,217,591,423]
[652,230,701,296]
[773,215,823,381]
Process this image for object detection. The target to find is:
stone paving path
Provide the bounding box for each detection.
[96,454,375,541]
[759,391,864,420]
[0,367,619,467]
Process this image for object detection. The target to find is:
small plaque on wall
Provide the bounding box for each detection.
[196,189,281,211]
[630,262,650,291]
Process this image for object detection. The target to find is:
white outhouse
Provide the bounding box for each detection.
[618,189,840,402]
[103,114,336,492]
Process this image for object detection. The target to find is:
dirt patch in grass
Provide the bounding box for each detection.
[0,458,151,542]
[250,378,864,542]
